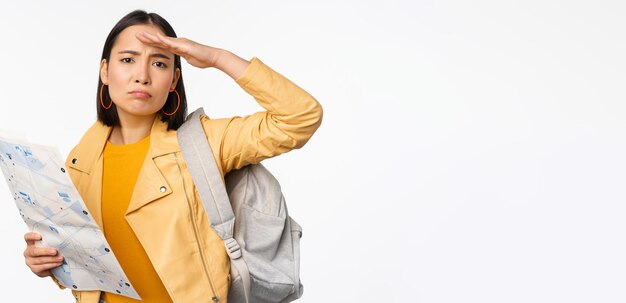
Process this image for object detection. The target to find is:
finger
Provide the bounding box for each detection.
[137,31,175,50]
[24,232,42,245]
[135,31,160,44]
[25,246,58,257]
[154,32,174,45]
[156,33,188,55]
[137,31,186,56]
[28,255,64,266]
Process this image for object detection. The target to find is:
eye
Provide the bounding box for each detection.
[153,61,168,68]
[120,58,133,63]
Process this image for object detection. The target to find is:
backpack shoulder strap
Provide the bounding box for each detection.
[177,108,252,302]
[177,107,234,239]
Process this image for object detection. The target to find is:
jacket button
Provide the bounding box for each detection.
[72,158,77,164]
[160,186,167,193]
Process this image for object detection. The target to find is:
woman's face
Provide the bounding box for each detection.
[100,24,180,120]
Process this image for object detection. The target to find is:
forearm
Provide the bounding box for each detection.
[202,57,323,171]
[234,58,323,130]
[214,49,251,80]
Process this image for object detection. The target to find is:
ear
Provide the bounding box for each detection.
[170,67,181,91]
[100,59,109,84]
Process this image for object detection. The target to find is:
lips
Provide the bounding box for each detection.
[129,90,152,99]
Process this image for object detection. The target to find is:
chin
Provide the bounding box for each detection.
[117,105,161,118]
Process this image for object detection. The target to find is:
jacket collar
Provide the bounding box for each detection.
[69,116,180,174]
[68,116,180,221]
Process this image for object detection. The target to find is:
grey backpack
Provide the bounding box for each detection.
[177,108,304,303]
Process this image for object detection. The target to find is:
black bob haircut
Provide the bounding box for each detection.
[96,9,187,131]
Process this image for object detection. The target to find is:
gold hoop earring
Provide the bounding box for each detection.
[162,89,180,116]
[100,84,112,109]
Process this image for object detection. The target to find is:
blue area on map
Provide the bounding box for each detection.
[19,191,33,204]
[7,144,45,170]
[69,202,92,224]
[58,191,71,202]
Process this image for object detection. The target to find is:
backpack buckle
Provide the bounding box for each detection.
[224,237,242,259]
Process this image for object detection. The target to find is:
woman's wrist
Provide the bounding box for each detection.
[213,49,251,80]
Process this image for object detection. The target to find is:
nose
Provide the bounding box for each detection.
[134,63,151,85]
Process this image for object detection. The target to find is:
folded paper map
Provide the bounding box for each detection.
[0,132,140,300]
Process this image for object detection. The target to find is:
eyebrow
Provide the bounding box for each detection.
[118,50,171,60]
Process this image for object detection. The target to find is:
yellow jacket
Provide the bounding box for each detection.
[63,58,322,303]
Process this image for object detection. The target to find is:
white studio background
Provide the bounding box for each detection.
[1,1,625,302]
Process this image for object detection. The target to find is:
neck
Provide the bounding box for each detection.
[109,113,157,145]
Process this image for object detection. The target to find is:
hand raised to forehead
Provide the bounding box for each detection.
[135,31,222,69]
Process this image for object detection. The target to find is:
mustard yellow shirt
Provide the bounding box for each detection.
[101,135,172,303]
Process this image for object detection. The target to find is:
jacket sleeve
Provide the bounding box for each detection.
[201,57,323,174]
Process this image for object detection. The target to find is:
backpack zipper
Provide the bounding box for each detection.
[176,156,219,303]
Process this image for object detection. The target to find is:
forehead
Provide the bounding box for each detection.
[112,24,168,52]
